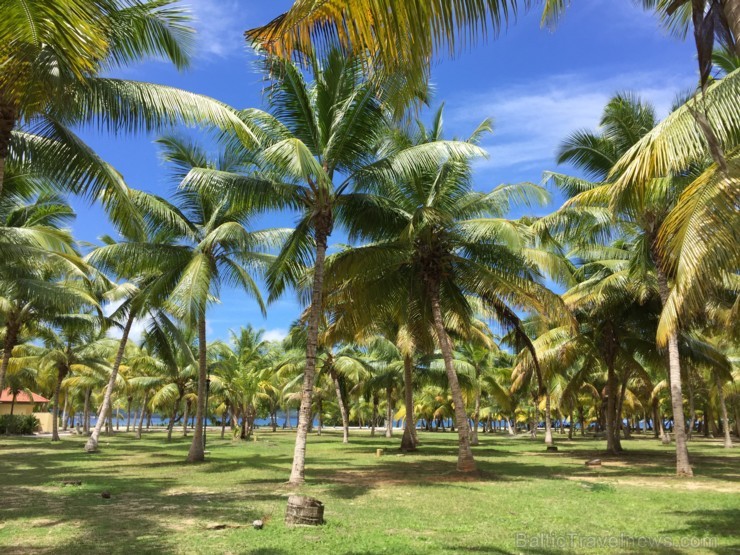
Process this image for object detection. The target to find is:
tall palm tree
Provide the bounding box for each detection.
[90,138,277,461]
[183,50,479,483]
[324,108,568,472]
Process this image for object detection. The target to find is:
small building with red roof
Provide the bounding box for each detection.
[0,388,50,416]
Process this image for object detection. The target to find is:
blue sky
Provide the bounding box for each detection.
[73,0,699,343]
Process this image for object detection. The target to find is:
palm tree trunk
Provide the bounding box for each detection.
[221,408,227,439]
[715,374,733,448]
[182,399,189,437]
[187,314,208,462]
[371,392,378,437]
[507,415,516,436]
[85,313,135,452]
[617,376,629,443]
[652,397,662,440]
[0,103,16,198]
[579,405,585,436]
[687,369,696,440]
[330,368,349,443]
[568,412,574,439]
[82,388,91,433]
[401,355,417,450]
[385,386,393,438]
[62,395,69,431]
[52,368,65,442]
[544,389,553,446]
[606,361,618,455]
[0,318,19,394]
[289,220,330,485]
[470,369,481,447]
[167,402,178,441]
[655,266,692,476]
[136,392,148,439]
[429,286,476,473]
[126,398,132,432]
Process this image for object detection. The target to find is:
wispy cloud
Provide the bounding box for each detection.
[186,0,252,59]
[263,328,288,343]
[446,70,695,172]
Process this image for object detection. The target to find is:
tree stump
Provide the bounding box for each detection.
[585,459,602,467]
[376,448,384,457]
[546,446,558,452]
[285,495,324,526]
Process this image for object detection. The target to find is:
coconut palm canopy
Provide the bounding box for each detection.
[0,0,737,506]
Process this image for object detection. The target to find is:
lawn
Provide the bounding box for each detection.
[1,430,738,554]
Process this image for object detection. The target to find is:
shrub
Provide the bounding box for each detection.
[0,414,40,435]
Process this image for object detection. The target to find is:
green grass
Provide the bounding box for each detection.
[1,429,738,554]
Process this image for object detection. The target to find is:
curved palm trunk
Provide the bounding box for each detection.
[85,313,134,452]
[0,318,20,394]
[715,374,733,449]
[385,386,393,438]
[330,368,349,443]
[167,402,179,441]
[289,222,330,485]
[0,103,16,198]
[187,314,208,462]
[401,355,418,450]
[429,287,476,473]
[655,266,692,476]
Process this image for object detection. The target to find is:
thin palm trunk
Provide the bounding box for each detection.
[85,313,134,452]
[51,368,65,442]
[544,389,553,446]
[371,392,378,437]
[656,265,692,476]
[62,394,69,431]
[167,401,179,442]
[182,399,189,437]
[82,388,91,433]
[429,286,476,473]
[136,392,148,439]
[0,318,19,394]
[289,221,330,485]
[187,314,208,462]
[401,355,417,450]
[126,398,132,432]
[606,361,618,455]
[687,369,696,440]
[715,374,733,448]
[617,376,629,443]
[330,368,349,443]
[470,369,481,447]
[385,386,393,438]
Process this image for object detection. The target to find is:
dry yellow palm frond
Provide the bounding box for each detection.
[609,68,740,207]
[246,0,546,108]
[656,155,740,344]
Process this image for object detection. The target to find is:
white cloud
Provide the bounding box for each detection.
[446,70,694,172]
[185,0,252,59]
[263,328,288,343]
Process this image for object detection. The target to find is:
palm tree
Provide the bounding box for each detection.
[183,50,478,483]
[89,139,276,461]
[15,313,109,440]
[324,107,568,472]
[540,93,703,474]
[1,0,258,236]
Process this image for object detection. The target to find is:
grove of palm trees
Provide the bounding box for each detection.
[1,1,738,554]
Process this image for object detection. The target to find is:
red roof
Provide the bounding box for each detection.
[0,388,49,404]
